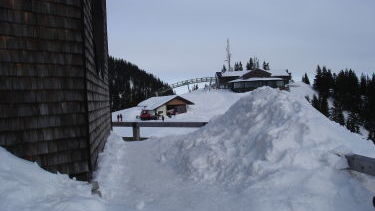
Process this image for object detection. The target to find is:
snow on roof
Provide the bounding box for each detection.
[221,69,289,78]
[138,95,193,110]
[228,77,283,83]
[221,70,249,77]
[269,69,290,77]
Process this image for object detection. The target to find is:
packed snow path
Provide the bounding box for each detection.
[96,87,375,211]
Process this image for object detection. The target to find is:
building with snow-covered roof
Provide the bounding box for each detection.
[138,95,194,117]
[216,68,292,92]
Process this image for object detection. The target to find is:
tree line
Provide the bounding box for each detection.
[302,66,375,142]
[109,56,173,112]
[221,57,270,72]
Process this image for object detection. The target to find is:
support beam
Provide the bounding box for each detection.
[346,154,375,176]
[112,121,208,141]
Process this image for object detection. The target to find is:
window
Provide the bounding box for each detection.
[245,81,260,88]
[233,82,244,89]
[276,81,284,87]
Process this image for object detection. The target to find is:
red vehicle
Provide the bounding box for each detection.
[140,110,158,121]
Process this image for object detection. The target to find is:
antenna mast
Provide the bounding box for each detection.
[225,38,232,71]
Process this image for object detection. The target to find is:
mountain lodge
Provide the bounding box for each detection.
[216,68,292,92]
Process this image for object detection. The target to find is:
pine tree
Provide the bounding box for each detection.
[346,112,360,134]
[221,65,227,73]
[234,62,240,71]
[264,62,270,70]
[246,58,254,70]
[239,62,243,71]
[302,73,310,85]
[330,101,345,125]
[320,96,330,117]
[311,95,320,111]
[313,65,322,91]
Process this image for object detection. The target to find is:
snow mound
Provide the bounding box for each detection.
[0,147,105,211]
[166,87,374,185]
[97,87,375,210]
[150,87,374,210]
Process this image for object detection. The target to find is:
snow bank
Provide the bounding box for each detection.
[162,87,374,209]
[166,87,374,184]
[97,87,375,211]
[0,147,105,211]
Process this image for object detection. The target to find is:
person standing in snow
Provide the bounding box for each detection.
[120,114,123,122]
[162,115,164,122]
[117,114,119,122]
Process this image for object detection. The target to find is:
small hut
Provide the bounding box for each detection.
[138,95,194,116]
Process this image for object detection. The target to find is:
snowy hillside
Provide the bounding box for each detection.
[96,86,375,211]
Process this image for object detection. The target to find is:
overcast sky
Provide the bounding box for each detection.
[107,0,375,83]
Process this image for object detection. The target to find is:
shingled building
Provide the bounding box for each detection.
[0,0,111,180]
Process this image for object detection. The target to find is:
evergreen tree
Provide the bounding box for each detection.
[234,62,240,71]
[246,58,254,70]
[334,69,360,112]
[313,65,322,90]
[221,65,227,73]
[255,58,260,69]
[263,62,270,70]
[239,62,243,71]
[311,95,320,111]
[319,96,330,117]
[330,101,345,125]
[302,73,310,85]
[360,74,368,96]
[346,112,360,134]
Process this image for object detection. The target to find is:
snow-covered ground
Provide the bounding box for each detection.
[95,85,375,211]
[0,147,106,211]
[1,82,375,210]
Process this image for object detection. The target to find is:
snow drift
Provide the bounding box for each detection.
[0,147,105,211]
[97,86,375,211]
[164,87,374,185]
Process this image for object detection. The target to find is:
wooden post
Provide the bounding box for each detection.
[132,123,140,141]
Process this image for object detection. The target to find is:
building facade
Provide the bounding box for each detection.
[138,95,194,117]
[0,0,111,180]
[216,68,292,93]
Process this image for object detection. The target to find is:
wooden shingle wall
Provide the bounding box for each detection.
[82,0,110,170]
[0,0,110,181]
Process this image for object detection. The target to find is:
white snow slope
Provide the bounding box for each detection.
[95,86,375,211]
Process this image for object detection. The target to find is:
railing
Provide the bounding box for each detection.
[158,77,216,94]
[112,121,208,140]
